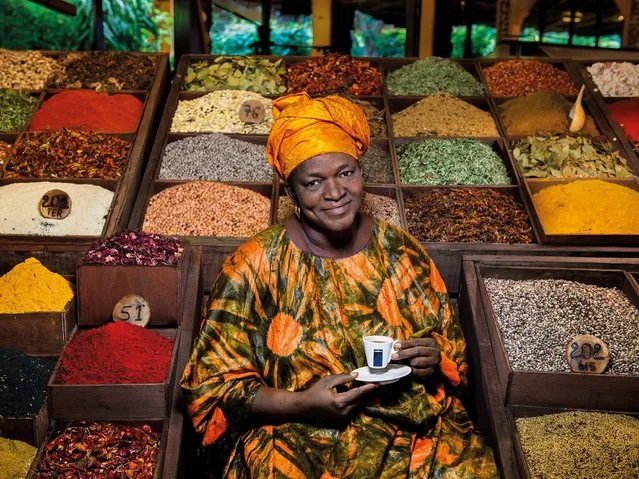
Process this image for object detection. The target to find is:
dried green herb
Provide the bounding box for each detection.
[0,89,39,132]
[183,56,287,95]
[398,139,511,185]
[512,135,633,178]
[361,143,393,183]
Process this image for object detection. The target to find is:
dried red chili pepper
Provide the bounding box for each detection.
[483,60,577,97]
[84,231,183,266]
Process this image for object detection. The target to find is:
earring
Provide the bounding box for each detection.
[295,205,301,219]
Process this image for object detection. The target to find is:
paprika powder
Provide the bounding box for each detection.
[608,98,639,141]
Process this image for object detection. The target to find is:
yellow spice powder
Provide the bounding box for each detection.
[0,437,37,479]
[0,257,74,313]
[532,179,639,234]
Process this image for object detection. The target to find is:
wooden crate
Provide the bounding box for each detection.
[0,402,49,447]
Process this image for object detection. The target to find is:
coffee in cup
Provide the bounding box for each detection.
[363,335,398,370]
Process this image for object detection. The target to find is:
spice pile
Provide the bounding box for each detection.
[184,56,286,94]
[159,133,272,182]
[391,93,498,137]
[499,90,599,136]
[171,90,273,134]
[28,90,143,133]
[278,192,401,227]
[84,231,183,266]
[398,139,511,185]
[0,49,64,90]
[512,135,632,179]
[348,98,386,137]
[405,189,533,243]
[587,62,639,97]
[485,278,639,374]
[516,411,639,479]
[286,54,382,96]
[0,181,114,236]
[6,129,130,179]
[56,322,174,384]
[386,57,484,97]
[608,98,639,141]
[483,60,577,97]
[0,140,10,167]
[360,143,393,183]
[0,257,73,313]
[33,422,160,479]
[532,179,639,234]
[143,182,271,237]
[0,437,37,479]
[0,348,55,416]
[0,89,39,132]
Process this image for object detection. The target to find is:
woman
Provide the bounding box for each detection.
[181,93,498,478]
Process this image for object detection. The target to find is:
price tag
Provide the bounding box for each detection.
[39,189,72,220]
[566,334,610,374]
[239,100,265,124]
[112,294,151,327]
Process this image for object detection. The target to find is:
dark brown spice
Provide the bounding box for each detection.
[0,140,10,166]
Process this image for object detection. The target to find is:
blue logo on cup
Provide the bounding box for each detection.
[373,349,383,367]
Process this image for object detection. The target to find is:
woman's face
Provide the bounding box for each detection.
[287,153,363,233]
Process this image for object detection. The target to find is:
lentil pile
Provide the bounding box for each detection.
[33,422,160,479]
[183,56,286,94]
[84,231,183,266]
[391,93,498,137]
[0,348,55,416]
[512,135,632,179]
[360,143,393,183]
[499,90,599,136]
[608,98,639,141]
[6,129,130,179]
[158,133,272,182]
[386,57,484,97]
[483,60,577,97]
[278,192,401,227]
[405,189,533,243]
[286,53,382,96]
[532,179,639,234]
[171,90,273,134]
[516,411,639,479]
[484,277,639,374]
[0,437,37,479]
[0,182,113,236]
[0,89,39,132]
[398,139,511,185]
[143,182,271,237]
[0,49,63,90]
[587,62,639,97]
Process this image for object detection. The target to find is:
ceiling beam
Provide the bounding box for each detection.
[28,0,76,15]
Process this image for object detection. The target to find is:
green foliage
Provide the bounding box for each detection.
[451,25,496,58]
[520,27,621,49]
[351,11,405,58]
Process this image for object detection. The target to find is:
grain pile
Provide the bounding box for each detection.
[0,49,64,90]
[587,62,639,97]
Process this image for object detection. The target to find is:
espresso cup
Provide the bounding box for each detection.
[363,335,398,370]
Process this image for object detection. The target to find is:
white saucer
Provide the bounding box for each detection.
[351,364,412,385]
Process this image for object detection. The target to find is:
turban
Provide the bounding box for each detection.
[266,92,370,179]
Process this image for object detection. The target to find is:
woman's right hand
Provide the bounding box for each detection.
[299,373,378,420]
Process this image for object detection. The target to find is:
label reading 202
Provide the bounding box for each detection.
[39,189,72,219]
[239,100,265,124]
[566,334,610,374]
[112,294,151,327]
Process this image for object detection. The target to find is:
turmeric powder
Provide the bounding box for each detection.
[0,258,74,313]
[532,179,639,234]
[0,437,37,479]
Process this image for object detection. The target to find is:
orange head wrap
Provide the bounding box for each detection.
[266,92,370,179]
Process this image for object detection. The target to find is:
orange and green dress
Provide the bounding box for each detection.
[181,219,498,478]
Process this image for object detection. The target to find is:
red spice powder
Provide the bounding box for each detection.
[28,90,143,133]
[56,322,175,384]
[608,98,639,141]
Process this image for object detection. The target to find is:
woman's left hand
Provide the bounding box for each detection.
[391,338,440,379]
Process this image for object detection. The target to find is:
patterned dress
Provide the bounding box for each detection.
[181,220,498,478]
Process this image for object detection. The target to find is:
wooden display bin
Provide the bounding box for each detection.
[47,328,180,420]
[0,403,49,448]
[76,246,193,327]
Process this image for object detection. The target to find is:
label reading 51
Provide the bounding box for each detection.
[112,294,151,327]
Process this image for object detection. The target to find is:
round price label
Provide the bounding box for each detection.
[112,294,151,327]
[39,189,72,220]
[566,334,610,374]
[239,99,265,124]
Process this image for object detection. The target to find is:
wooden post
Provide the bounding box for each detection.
[312,0,331,55]
[418,0,435,58]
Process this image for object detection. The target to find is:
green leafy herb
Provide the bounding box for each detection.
[0,89,39,132]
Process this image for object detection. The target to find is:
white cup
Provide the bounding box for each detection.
[363,335,398,370]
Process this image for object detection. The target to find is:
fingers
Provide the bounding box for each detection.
[324,373,357,389]
[336,382,378,406]
[392,345,440,362]
[394,338,438,350]
[410,366,436,379]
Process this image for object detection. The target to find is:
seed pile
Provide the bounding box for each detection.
[392,93,498,137]
[0,437,37,479]
[6,129,130,179]
[587,62,639,97]
[398,139,511,185]
[608,98,639,141]
[143,182,271,237]
[278,192,401,227]
[184,56,286,94]
[158,133,272,182]
[0,89,39,132]
[483,60,577,97]
[0,49,64,90]
[485,278,639,374]
[512,135,632,179]
[360,143,393,183]
[171,90,273,134]
[286,53,382,96]
[405,189,533,243]
[516,411,639,479]
[0,182,113,236]
[84,231,183,266]
[386,57,484,97]
[499,90,599,136]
